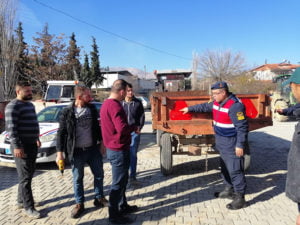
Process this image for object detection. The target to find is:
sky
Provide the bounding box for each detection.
[16,0,300,74]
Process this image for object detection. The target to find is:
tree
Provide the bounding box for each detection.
[65,32,81,80]
[81,54,92,87]
[89,37,104,88]
[29,23,67,94]
[15,22,31,82]
[0,0,20,100]
[197,49,246,82]
[230,72,276,94]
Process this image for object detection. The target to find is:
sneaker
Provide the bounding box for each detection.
[71,203,85,218]
[109,215,133,224]
[93,197,109,207]
[24,208,41,219]
[17,202,40,209]
[120,204,138,214]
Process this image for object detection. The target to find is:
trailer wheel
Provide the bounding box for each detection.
[160,133,173,175]
[244,142,251,171]
[156,129,163,146]
[244,154,251,171]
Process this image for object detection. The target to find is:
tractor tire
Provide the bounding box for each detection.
[160,133,173,175]
[244,154,251,171]
[273,100,289,122]
[156,129,163,147]
[244,141,251,171]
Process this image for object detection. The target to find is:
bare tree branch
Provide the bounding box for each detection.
[198,49,246,82]
[0,0,20,101]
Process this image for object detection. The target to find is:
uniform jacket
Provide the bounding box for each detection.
[286,108,300,203]
[56,102,101,161]
[282,103,300,116]
[188,93,248,149]
[122,96,145,130]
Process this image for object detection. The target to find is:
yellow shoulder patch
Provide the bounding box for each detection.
[236,112,245,120]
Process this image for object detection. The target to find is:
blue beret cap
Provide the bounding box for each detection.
[285,67,300,85]
[211,81,228,90]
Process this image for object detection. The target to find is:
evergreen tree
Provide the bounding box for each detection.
[90,37,104,88]
[15,22,30,81]
[65,32,81,80]
[81,54,92,87]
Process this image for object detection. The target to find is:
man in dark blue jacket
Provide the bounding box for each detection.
[180,81,248,210]
[122,83,145,186]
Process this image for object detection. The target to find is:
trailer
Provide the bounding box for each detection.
[151,91,273,175]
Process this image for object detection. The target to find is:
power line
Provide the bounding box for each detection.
[32,0,192,61]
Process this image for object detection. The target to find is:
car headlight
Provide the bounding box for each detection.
[40,133,57,143]
[0,134,6,143]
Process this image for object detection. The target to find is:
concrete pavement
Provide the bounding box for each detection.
[0,111,298,225]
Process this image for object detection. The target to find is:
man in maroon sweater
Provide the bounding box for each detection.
[100,79,137,224]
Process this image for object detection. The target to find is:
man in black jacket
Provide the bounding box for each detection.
[122,83,145,186]
[56,86,108,218]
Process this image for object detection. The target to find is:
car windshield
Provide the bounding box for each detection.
[37,105,66,122]
[37,102,102,123]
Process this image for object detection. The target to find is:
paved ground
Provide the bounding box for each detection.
[0,111,298,225]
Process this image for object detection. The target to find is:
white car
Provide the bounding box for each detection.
[0,102,102,164]
[136,96,151,109]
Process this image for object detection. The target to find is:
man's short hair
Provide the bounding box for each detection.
[75,85,90,98]
[111,79,128,93]
[16,81,31,91]
[127,83,133,89]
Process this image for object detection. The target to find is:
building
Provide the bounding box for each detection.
[91,70,135,89]
[154,69,192,92]
[91,69,156,97]
[251,63,300,80]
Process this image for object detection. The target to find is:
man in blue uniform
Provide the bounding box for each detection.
[180,81,248,210]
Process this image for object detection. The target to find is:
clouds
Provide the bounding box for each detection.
[18,2,42,29]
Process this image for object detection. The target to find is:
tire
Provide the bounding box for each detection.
[244,142,251,171]
[273,100,289,122]
[156,129,163,146]
[244,154,251,171]
[160,133,173,175]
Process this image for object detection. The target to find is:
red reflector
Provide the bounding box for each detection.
[241,98,258,119]
[170,100,192,120]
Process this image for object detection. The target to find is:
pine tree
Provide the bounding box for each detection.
[15,22,30,81]
[65,32,81,80]
[90,37,104,88]
[81,54,92,87]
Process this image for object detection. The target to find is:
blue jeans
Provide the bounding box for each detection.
[130,132,141,178]
[106,148,130,217]
[71,146,104,204]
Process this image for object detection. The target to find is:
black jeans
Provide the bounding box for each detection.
[14,143,38,210]
[106,148,130,218]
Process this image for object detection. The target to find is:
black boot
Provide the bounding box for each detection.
[226,192,247,210]
[214,186,234,199]
[109,207,133,224]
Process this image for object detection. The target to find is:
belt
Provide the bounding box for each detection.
[74,146,94,152]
